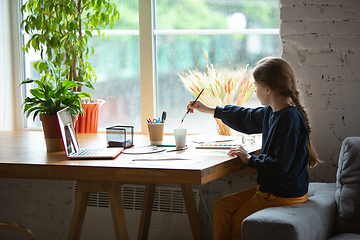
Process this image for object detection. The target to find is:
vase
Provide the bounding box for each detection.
[75,99,105,133]
[215,119,232,136]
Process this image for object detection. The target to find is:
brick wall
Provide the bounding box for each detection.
[280,0,360,181]
[0,179,73,240]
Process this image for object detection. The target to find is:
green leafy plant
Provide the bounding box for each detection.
[20,59,92,120]
[21,0,120,91]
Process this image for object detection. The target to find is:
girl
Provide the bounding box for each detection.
[186,57,320,240]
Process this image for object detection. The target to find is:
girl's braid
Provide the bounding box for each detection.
[290,90,311,134]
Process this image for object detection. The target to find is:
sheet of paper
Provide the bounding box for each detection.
[131,157,192,161]
[130,153,194,161]
[188,134,241,144]
[195,150,229,156]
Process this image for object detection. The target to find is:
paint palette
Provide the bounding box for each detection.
[195,143,244,149]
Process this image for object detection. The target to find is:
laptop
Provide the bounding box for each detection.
[57,107,123,159]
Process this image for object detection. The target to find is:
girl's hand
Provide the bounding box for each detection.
[227,145,251,164]
[186,100,215,115]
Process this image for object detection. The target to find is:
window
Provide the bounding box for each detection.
[155,0,279,133]
[21,0,279,134]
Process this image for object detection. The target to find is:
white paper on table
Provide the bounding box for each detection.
[130,153,194,162]
[188,134,241,144]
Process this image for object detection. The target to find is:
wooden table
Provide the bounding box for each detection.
[0,131,261,240]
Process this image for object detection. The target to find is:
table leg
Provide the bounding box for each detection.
[137,183,156,240]
[108,182,129,240]
[67,187,90,240]
[68,181,129,240]
[181,184,205,240]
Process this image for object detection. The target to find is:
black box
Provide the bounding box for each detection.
[106,125,134,148]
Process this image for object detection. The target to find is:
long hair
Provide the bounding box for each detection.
[253,57,320,168]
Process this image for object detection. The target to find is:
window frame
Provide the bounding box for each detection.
[138,0,279,134]
[20,0,280,134]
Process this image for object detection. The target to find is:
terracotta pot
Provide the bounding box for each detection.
[75,100,105,133]
[39,114,64,152]
[39,114,77,152]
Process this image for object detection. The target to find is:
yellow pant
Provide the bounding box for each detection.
[213,186,308,240]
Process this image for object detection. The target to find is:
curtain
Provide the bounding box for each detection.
[0,0,24,131]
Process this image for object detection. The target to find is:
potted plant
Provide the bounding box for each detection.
[21,0,120,133]
[21,59,92,152]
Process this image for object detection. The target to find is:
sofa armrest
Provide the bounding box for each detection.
[242,183,336,240]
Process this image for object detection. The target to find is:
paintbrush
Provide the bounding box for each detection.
[181,88,204,123]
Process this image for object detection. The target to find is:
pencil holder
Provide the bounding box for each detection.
[147,123,164,146]
[106,125,134,148]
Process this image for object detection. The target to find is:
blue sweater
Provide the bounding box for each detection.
[214,105,309,198]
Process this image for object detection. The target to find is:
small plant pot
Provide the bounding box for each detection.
[40,114,77,152]
[39,114,64,152]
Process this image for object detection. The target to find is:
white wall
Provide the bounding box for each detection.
[280,0,360,181]
[0,179,73,240]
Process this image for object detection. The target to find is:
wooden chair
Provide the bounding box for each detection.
[0,222,37,239]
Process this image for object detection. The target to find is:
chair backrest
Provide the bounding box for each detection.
[335,137,360,234]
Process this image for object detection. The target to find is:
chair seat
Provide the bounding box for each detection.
[328,233,360,240]
[242,137,360,240]
[242,182,336,240]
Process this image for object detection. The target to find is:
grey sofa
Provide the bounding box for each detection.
[242,137,360,240]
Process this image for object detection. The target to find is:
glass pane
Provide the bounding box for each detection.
[79,0,141,131]
[156,0,279,30]
[22,31,42,129]
[107,0,139,30]
[156,34,279,133]
[155,0,280,133]
[86,34,141,130]
[21,0,140,131]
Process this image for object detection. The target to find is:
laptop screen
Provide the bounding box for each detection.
[57,107,80,156]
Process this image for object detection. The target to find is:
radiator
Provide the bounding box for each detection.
[73,183,199,240]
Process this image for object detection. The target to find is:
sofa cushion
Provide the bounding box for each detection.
[328,233,360,240]
[335,137,360,234]
[242,182,336,240]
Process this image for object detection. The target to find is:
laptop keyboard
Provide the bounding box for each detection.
[75,148,102,156]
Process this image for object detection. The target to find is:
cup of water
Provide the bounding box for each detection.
[174,129,187,149]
